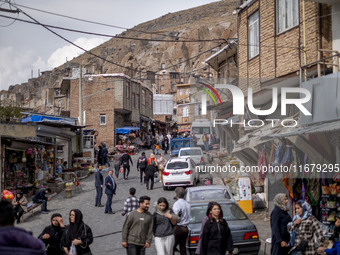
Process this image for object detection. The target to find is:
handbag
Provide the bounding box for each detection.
[296,240,308,252]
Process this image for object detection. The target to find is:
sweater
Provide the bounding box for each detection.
[122,210,153,246]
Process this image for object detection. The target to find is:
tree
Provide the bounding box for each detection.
[0,101,22,121]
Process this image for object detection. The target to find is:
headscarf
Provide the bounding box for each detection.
[15,191,23,202]
[51,213,62,231]
[273,193,288,211]
[69,209,84,240]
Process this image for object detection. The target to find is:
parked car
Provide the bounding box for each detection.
[184,185,236,203]
[187,200,261,255]
[178,147,205,165]
[162,158,199,190]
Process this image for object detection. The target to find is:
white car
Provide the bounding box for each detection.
[162,158,199,190]
[178,147,205,165]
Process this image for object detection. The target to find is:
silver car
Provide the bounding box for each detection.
[184,185,236,203]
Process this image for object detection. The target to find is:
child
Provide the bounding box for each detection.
[155,142,160,155]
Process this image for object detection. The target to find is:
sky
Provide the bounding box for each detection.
[0,0,218,91]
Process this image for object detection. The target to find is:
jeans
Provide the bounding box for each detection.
[14,205,24,222]
[204,141,209,151]
[145,174,154,190]
[291,250,301,255]
[114,164,120,178]
[105,193,113,213]
[156,149,159,155]
[173,225,188,255]
[123,164,130,179]
[155,235,175,255]
[126,244,145,255]
[95,186,102,206]
[35,199,47,211]
[139,168,146,183]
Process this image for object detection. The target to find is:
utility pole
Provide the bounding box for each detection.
[79,65,83,154]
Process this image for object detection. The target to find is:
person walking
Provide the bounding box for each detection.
[163,136,169,154]
[151,136,157,154]
[33,188,52,214]
[121,152,133,180]
[137,152,148,185]
[97,145,103,166]
[153,197,180,255]
[11,191,27,224]
[113,151,122,180]
[288,200,325,255]
[156,153,167,183]
[0,200,45,255]
[101,143,109,167]
[122,196,153,255]
[145,161,157,190]
[121,187,139,217]
[270,193,291,255]
[104,170,117,214]
[62,209,93,255]
[202,133,209,151]
[192,134,198,147]
[95,165,104,207]
[147,153,157,167]
[172,187,191,255]
[38,213,65,255]
[200,202,234,255]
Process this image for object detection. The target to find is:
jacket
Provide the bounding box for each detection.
[153,207,180,237]
[121,153,133,166]
[145,164,157,176]
[105,175,116,195]
[12,195,28,212]
[0,226,45,255]
[95,170,103,187]
[122,210,153,246]
[201,218,233,255]
[33,189,47,202]
[270,206,292,255]
[38,225,65,255]
[137,156,147,169]
[62,223,93,255]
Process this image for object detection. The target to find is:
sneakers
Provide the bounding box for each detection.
[41,211,49,214]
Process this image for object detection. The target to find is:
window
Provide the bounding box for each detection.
[170,72,179,79]
[142,90,146,105]
[161,63,165,69]
[194,104,201,116]
[136,94,140,109]
[126,82,130,99]
[132,93,135,108]
[248,11,259,59]
[179,89,183,95]
[100,114,106,125]
[277,0,299,34]
[185,88,188,95]
[161,85,165,91]
[182,105,188,117]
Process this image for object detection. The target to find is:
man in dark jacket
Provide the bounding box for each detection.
[137,152,147,184]
[145,161,157,190]
[162,136,169,154]
[104,170,116,214]
[0,200,45,255]
[151,136,157,154]
[121,152,133,180]
[101,143,109,166]
[95,165,104,207]
[33,188,52,213]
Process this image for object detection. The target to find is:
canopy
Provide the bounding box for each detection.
[114,126,140,134]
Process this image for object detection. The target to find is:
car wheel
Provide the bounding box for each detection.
[163,185,168,191]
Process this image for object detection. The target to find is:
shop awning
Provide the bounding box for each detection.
[21,114,77,126]
[114,126,140,134]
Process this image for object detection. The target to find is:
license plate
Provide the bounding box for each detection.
[171,173,181,175]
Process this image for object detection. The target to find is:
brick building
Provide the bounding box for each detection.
[62,73,153,146]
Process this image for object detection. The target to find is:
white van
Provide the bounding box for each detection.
[190,119,214,147]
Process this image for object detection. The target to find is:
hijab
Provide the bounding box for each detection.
[15,191,23,202]
[273,193,288,211]
[69,209,84,240]
[51,213,62,231]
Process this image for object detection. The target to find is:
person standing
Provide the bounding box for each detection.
[121,187,139,217]
[113,151,122,180]
[192,134,198,147]
[121,152,133,180]
[145,161,157,190]
[62,209,93,255]
[137,152,148,185]
[153,197,180,255]
[0,200,45,255]
[101,143,109,167]
[97,145,103,166]
[200,202,233,255]
[151,136,157,154]
[202,133,209,151]
[122,196,153,255]
[11,191,27,224]
[95,165,104,207]
[38,213,65,255]
[270,194,291,255]
[104,170,117,214]
[163,136,169,154]
[172,187,191,255]
[156,154,167,183]
[33,188,52,214]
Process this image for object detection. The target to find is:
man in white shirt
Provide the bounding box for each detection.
[172,187,190,255]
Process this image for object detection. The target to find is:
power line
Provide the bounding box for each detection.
[0,14,227,43]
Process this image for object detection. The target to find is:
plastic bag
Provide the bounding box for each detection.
[120,167,124,174]
[69,244,77,255]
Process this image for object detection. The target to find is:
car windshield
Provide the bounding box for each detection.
[192,127,210,134]
[167,162,188,169]
[189,189,231,200]
[180,150,201,156]
[189,203,247,223]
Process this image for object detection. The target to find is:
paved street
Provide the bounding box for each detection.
[19,151,271,255]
